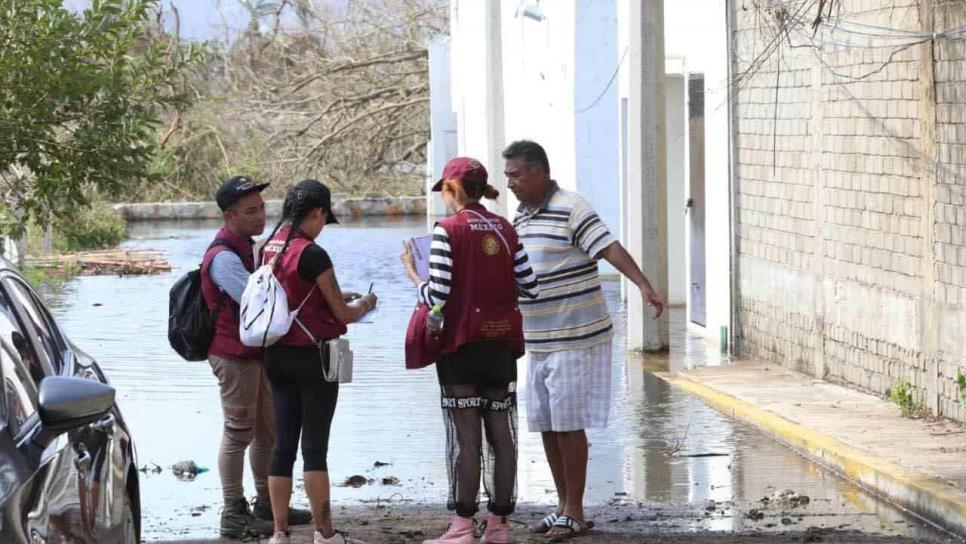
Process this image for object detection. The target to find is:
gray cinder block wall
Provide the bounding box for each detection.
[732,0,966,420]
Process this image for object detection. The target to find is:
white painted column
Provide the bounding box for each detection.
[427,36,456,221]
[483,0,508,218]
[626,0,669,351]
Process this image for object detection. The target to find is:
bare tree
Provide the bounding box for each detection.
[150,0,446,201]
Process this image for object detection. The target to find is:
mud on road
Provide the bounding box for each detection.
[158,502,954,544]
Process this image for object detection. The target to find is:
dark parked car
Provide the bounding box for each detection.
[0,257,140,543]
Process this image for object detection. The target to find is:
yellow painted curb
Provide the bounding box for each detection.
[661,371,966,536]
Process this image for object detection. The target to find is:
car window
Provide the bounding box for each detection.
[0,341,39,436]
[0,285,45,384]
[4,279,63,374]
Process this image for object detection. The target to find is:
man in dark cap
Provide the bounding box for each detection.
[200,176,312,538]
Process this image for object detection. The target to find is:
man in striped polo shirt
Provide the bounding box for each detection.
[504,140,665,538]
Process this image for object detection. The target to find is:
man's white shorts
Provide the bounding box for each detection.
[525,341,612,433]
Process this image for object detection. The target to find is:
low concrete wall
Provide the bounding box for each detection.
[114,196,426,221]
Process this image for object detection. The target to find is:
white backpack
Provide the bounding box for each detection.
[239,258,313,348]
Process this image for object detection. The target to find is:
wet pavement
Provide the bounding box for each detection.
[39,218,953,542]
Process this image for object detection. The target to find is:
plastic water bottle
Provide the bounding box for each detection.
[427,304,444,334]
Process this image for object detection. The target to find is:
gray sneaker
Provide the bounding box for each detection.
[220,497,275,539]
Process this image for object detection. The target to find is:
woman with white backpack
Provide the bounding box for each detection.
[260,179,377,544]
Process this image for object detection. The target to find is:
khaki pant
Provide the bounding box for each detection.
[209,355,275,504]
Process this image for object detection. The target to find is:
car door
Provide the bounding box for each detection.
[0,281,68,544]
[2,276,119,543]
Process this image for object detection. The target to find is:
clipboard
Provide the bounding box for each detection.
[410,234,433,282]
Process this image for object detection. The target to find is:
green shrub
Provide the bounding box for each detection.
[886,380,926,418]
[54,202,128,252]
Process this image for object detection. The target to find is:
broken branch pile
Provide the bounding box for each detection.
[27,249,171,276]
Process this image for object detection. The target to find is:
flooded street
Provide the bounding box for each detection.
[41,218,949,542]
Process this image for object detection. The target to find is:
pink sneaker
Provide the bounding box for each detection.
[481,514,510,544]
[423,515,475,544]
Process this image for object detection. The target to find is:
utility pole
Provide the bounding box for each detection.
[626,0,669,351]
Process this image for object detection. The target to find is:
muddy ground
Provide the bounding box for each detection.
[159,502,954,544]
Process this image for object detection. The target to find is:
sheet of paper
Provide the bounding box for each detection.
[410,234,433,282]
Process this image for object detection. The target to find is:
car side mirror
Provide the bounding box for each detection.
[38,376,115,434]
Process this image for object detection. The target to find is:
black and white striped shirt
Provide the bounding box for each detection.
[418,224,539,308]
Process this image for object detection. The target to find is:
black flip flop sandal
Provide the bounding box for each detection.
[529,512,559,534]
[544,515,593,538]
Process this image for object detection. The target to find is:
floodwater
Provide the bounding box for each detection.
[41,218,949,541]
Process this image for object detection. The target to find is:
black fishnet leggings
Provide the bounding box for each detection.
[443,384,517,518]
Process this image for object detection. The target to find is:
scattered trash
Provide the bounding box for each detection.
[381,476,400,486]
[781,517,794,525]
[171,460,209,481]
[745,509,765,521]
[341,475,371,488]
[763,489,810,509]
[139,463,162,475]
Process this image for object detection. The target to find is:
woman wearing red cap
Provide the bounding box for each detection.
[402,158,539,544]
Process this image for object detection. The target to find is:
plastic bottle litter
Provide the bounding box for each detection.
[427,304,444,334]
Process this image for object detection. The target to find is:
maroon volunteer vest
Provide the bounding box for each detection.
[438,204,525,356]
[200,227,263,360]
[261,226,347,347]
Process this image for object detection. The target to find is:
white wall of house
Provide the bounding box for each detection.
[427,36,457,219]
[447,1,509,216]
[574,0,621,250]
[663,0,732,345]
[665,68,688,306]
[438,0,732,344]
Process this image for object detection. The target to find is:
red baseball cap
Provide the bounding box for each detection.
[432,157,488,192]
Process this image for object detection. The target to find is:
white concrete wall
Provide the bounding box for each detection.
[500,0,578,192]
[665,72,688,306]
[448,1,510,216]
[664,0,732,345]
[574,0,621,252]
[427,36,457,219]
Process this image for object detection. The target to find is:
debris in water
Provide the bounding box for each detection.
[341,475,370,488]
[373,461,391,468]
[171,460,209,481]
[781,517,794,526]
[767,489,810,508]
[381,476,400,486]
[139,463,162,475]
[745,509,765,521]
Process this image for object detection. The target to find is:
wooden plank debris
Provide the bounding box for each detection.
[26,249,171,276]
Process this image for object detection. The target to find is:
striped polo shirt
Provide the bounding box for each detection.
[513,183,617,352]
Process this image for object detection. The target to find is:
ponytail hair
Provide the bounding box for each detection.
[442,179,500,204]
[481,184,500,200]
[265,186,323,263]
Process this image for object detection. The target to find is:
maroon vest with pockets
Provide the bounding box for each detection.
[261,226,347,347]
[438,203,525,356]
[201,227,263,360]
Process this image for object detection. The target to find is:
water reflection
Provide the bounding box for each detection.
[40,218,943,541]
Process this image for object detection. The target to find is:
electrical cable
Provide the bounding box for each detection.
[574,46,628,114]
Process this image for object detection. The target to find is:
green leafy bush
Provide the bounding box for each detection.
[53,202,128,252]
[886,380,925,418]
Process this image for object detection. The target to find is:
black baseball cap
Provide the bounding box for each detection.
[291,179,339,225]
[216,175,270,211]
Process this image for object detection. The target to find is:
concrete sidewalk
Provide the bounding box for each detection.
[642,357,966,537]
